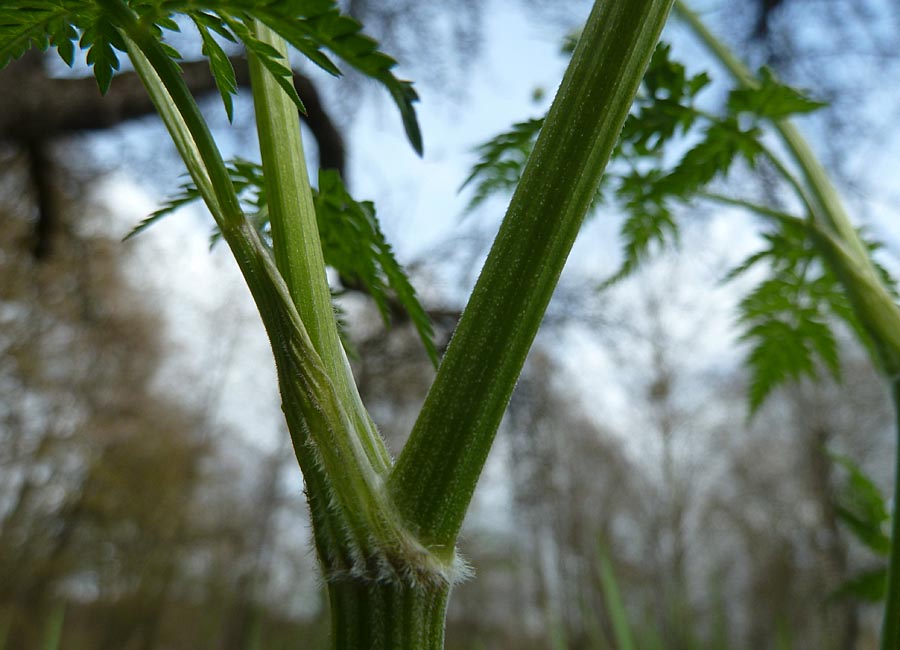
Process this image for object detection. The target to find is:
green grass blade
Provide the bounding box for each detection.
[596,542,636,650]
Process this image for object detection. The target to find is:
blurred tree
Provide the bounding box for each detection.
[0,50,344,263]
[0,172,213,646]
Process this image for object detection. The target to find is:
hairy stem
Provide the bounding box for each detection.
[116,2,403,575]
[328,579,449,650]
[388,0,676,554]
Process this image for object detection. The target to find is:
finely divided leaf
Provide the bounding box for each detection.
[728,67,827,120]
[830,568,888,603]
[315,170,438,366]
[0,2,103,69]
[619,43,709,156]
[48,18,79,66]
[222,15,306,114]
[738,283,838,411]
[732,221,847,411]
[663,119,763,198]
[602,169,678,287]
[460,118,543,213]
[124,180,203,241]
[831,452,892,556]
[827,454,889,600]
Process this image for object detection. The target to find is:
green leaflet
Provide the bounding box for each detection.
[729,221,842,410]
[460,118,544,213]
[192,14,238,121]
[728,67,826,120]
[619,42,709,156]
[726,216,900,410]
[315,169,439,367]
[832,452,892,556]
[0,2,84,68]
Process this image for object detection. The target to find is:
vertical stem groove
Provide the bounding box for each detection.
[388,0,675,553]
[247,21,391,475]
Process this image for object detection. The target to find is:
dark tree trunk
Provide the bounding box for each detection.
[0,51,346,262]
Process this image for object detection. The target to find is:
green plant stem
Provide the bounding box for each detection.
[885,379,900,648]
[328,580,449,650]
[676,0,900,373]
[115,0,407,571]
[596,541,636,650]
[773,122,870,260]
[41,602,65,650]
[388,0,676,555]
[97,0,242,228]
[246,21,391,475]
[119,22,464,650]
[673,1,865,256]
[756,143,820,220]
[247,23,335,360]
[120,31,351,554]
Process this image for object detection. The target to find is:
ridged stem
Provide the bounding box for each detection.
[327,579,449,650]
[388,0,676,554]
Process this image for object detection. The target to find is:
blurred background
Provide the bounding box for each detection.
[2,0,900,648]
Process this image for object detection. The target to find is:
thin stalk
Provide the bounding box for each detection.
[247,21,391,474]
[597,542,637,650]
[40,603,65,650]
[119,33,354,561]
[677,2,900,374]
[115,5,407,575]
[692,106,819,218]
[885,378,900,649]
[247,21,334,354]
[388,0,676,554]
[676,4,900,645]
[697,191,805,227]
[773,122,871,260]
[757,143,820,220]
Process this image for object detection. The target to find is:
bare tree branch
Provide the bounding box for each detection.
[0,52,345,259]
